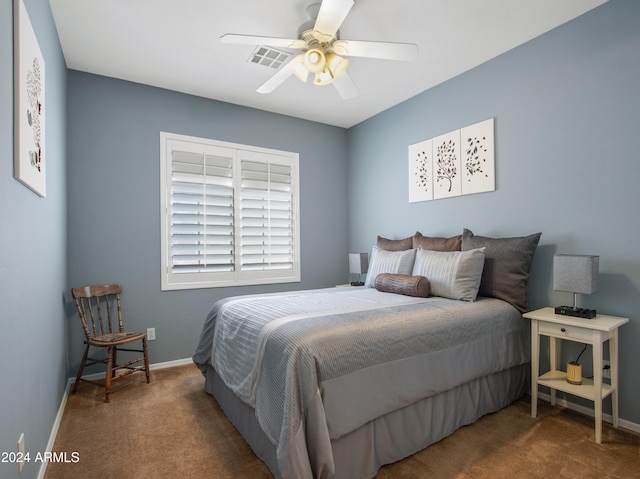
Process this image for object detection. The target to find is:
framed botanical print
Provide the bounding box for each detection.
[408,118,494,203]
[14,0,46,197]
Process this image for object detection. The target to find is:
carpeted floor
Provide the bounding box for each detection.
[45,364,640,479]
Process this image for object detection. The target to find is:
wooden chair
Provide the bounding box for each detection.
[71,284,150,402]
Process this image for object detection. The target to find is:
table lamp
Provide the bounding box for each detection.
[553,254,599,319]
[349,253,369,286]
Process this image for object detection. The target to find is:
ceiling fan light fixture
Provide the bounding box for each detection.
[222,0,418,98]
[325,53,349,79]
[290,54,309,82]
[304,47,326,73]
[314,67,334,86]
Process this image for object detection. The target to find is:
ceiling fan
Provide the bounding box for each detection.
[220,0,418,99]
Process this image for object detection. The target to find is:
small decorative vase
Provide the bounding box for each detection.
[566,361,582,385]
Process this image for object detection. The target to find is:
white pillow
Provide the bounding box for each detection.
[411,247,486,301]
[364,246,417,288]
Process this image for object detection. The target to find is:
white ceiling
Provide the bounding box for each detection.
[49,0,607,128]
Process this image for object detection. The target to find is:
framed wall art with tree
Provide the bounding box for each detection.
[14,0,46,197]
[409,118,494,203]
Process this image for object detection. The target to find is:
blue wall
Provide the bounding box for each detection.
[66,72,349,374]
[347,0,640,425]
[0,0,68,478]
[2,3,639,476]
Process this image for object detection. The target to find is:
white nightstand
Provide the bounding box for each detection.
[523,307,628,443]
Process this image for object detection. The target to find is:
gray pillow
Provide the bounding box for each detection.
[364,246,417,288]
[411,247,486,301]
[461,228,541,313]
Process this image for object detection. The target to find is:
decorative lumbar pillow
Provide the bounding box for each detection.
[377,233,418,251]
[375,274,430,298]
[461,228,542,313]
[412,232,462,251]
[411,247,486,301]
[364,246,417,288]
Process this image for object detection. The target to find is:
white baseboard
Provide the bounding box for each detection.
[68,356,194,383]
[149,357,194,371]
[37,381,70,479]
[37,357,194,479]
[537,391,640,434]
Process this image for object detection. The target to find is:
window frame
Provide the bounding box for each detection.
[160,132,301,290]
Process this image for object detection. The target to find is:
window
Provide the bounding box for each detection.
[160,132,300,290]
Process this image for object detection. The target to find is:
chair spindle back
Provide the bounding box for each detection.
[72,284,124,340]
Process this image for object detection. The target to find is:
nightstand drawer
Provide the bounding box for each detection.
[539,322,593,341]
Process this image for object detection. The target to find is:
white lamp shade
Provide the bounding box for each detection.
[349,253,369,275]
[304,48,326,73]
[325,53,349,79]
[553,254,599,294]
[290,54,309,82]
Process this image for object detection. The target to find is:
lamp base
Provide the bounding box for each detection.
[566,361,583,385]
[554,305,596,319]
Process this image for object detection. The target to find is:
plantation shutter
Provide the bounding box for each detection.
[170,146,235,274]
[240,158,294,271]
[161,132,300,290]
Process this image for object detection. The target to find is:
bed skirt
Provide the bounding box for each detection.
[203,363,528,479]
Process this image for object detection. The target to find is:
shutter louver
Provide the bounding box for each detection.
[240,160,294,271]
[170,149,235,274]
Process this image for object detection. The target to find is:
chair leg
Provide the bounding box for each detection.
[112,348,118,378]
[105,346,114,403]
[143,337,151,384]
[72,344,90,395]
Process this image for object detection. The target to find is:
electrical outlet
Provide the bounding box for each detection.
[147,328,156,341]
[603,360,611,379]
[17,433,25,474]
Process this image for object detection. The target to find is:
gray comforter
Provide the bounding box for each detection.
[193,287,529,479]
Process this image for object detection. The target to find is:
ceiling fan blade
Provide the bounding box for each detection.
[256,62,295,94]
[314,0,354,36]
[332,40,418,61]
[333,72,358,99]
[220,34,306,50]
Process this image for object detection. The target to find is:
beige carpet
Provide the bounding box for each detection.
[45,364,640,479]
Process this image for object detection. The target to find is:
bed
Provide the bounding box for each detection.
[193,229,541,479]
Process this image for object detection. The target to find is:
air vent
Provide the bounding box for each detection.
[248,46,291,69]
